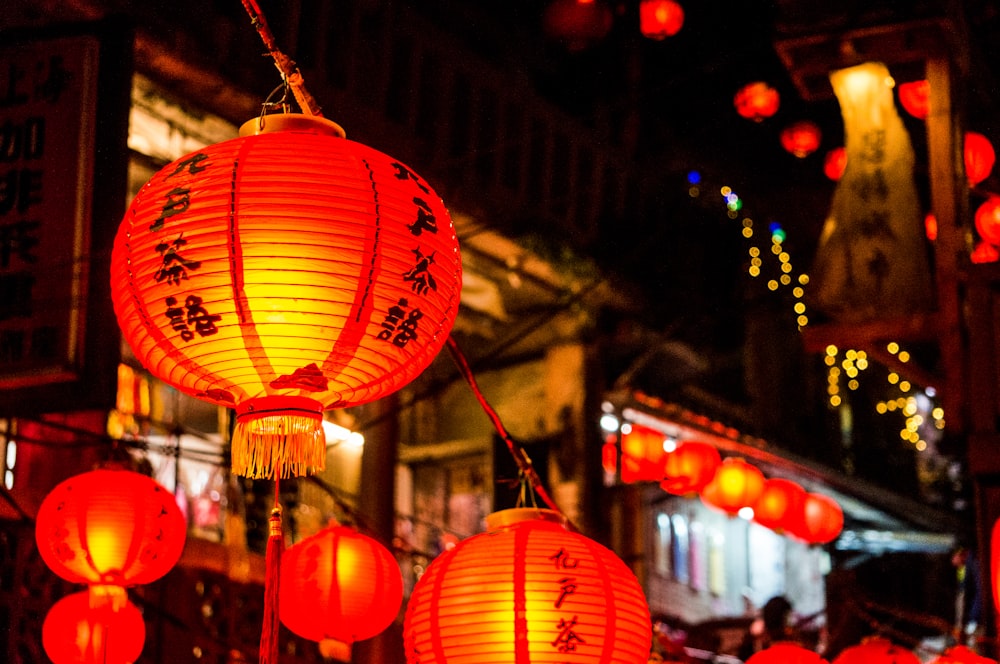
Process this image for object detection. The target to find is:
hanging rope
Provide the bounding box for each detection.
[258,477,283,664]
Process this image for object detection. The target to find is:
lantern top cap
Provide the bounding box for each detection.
[486,507,569,531]
[239,113,346,139]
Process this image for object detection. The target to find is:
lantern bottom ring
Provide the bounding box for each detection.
[232,396,327,479]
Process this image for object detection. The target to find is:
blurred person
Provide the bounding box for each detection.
[738,596,799,661]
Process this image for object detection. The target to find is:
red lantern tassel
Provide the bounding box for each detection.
[259,487,283,664]
[233,397,326,479]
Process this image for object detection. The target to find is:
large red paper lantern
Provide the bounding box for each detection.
[660,441,720,495]
[639,0,684,40]
[280,523,403,648]
[543,0,613,51]
[965,131,995,187]
[35,468,186,593]
[700,458,765,515]
[975,197,1000,245]
[781,121,822,158]
[112,114,462,479]
[620,424,669,483]
[734,82,780,122]
[832,637,920,664]
[43,590,146,664]
[931,646,998,664]
[792,492,843,544]
[898,80,930,120]
[752,478,806,533]
[747,642,828,664]
[403,508,651,663]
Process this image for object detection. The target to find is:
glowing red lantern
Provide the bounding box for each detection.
[975,197,1000,245]
[660,440,720,495]
[35,469,186,595]
[832,637,920,664]
[543,0,613,51]
[403,508,651,663]
[823,147,847,181]
[112,114,462,479]
[734,82,780,122]
[925,213,938,242]
[752,478,806,533]
[43,590,146,664]
[781,120,822,158]
[931,646,998,664]
[965,131,995,187]
[700,458,765,515]
[973,241,1000,264]
[898,80,930,120]
[747,642,829,664]
[620,423,669,483]
[640,0,684,40]
[792,492,843,544]
[280,523,403,649]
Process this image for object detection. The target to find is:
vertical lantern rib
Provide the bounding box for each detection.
[513,524,530,663]
[427,548,454,664]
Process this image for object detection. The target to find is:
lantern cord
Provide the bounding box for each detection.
[445,336,568,523]
[240,0,323,117]
[259,479,283,664]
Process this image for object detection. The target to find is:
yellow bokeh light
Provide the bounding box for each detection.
[767,280,779,291]
[848,379,859,390]
[742,227,753,238]
[771,244,782,254]
[798,273,810,285]
[857,358,868,370]
[824,355,836,366]
[898,351,910,362]
[749,247,760,257]
[781,263,793,273]
[825,345,838,356]
[794,302,806,314]
[915,440,927,451]
[830,395,842,407]
[887,342,899,354]
[743,218,754,228]
[748,265,761,277]
[778,252,790,262]
[932,407,944,419]
[899,381,911,392]
[876,402,887,414]
[781,275,792,285]
[793,286,804,298]
[721,186,732,196]
[689,186,700,197]
[887,373,899,384]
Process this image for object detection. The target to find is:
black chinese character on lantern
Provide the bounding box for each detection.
[407,197,438,236]
[377,298,423,348]
[403,247,437,295]
[552,615,585,653]
[549,548,580,570]
[555,576,578,609]
[149,186,191,232]
[391,162,430,195]
[164,294,221,342]
[154,235,201,286]
[167,153,209,179]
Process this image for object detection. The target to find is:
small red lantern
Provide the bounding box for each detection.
[280,523,403,649]
[660,441,720,495]
[823,147,847,181]
[403,508,651,663]
[543,0,614,51]
[734,82,780,122]
[43,590,146,664]
[792,492,843,544]
[781,121,822,158]
[746,642,829,664]
[972,241,1000,264]
[898,80,930,120]
[35,469,186,596]
[931,645,998,664]
[621,423,669,483]
[752,478,806,533]
[975,197,1000,245]
[925,213,938,242]
[112,114,462,479]
[832,637,920,664]
[965,131,995,187]
[700,458,765,516]
[640,0,684,40]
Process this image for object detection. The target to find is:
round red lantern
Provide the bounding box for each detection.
[792,492,843,544]
[660,440,720,495]
[898,80,930,120]
[965,131,995,187]
[747,642,828,664]
[640,0,684,40]
[823,147,847,181]
[112,114,462,479]
[621,423,669,483]
[734,82,780,122]
[752,478,806,533]
[832,637,920,664]
[781,121,822,158]
[403,508,651,663]
[280,523,403,648]
[925,213,938,242]
[543,0,613,52]
[43,590,146,664]
[973,241,1000,264]
[700,458,765,516]
[35,468,186,592]
[931,646,998,664]
[975,197,1000,245]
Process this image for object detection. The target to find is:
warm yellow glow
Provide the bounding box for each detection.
[778,251,790,262]
[830,395,842,407]
[826,345,838,356]
[798,273,810,284]
[899,381,911,392]
[743,218,754,228]
[824,355,836,366]
[782,275,793,286]
[751,257,762,267]
[848,379,859,390]
[767,280,779,290]
[771,244,782,254]
[845,367,858,378]
[742,227,753,238]
[794,302,806,314]
[897,351,910,362]
[748,265,760,277]
[857,358,868,370]
[876,402,887,414]
[888,372,899,384]
[932,407,944,419]
[749,247,760,257]
[793,286,804,298]
[839,65,882,96]
[887,341,900,354]
[915,440,927,451]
